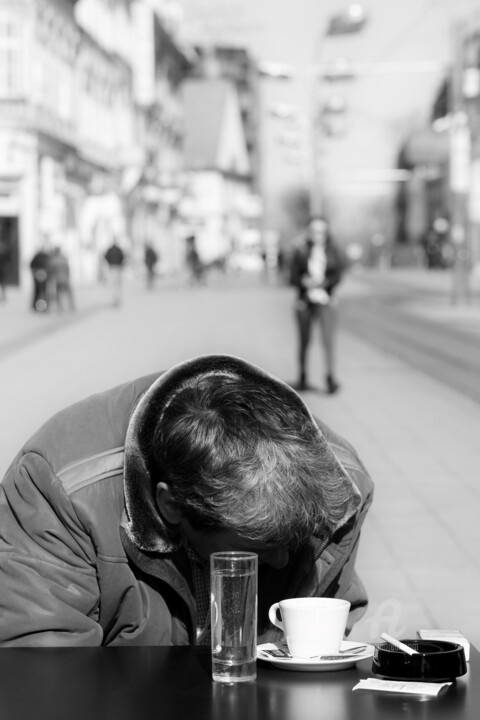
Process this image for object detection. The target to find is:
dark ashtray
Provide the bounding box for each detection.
[373,639,467,682]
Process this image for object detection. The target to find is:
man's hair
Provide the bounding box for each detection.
[151,375,352,547]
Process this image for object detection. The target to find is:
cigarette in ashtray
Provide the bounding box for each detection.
[380,633,419,655]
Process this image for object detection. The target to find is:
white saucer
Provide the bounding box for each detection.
[257,640,374,672]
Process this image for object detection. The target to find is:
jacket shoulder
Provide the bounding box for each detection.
[19,373,161,481]
[314,416,374,502]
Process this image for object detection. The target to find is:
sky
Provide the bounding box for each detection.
[178,0,480,240]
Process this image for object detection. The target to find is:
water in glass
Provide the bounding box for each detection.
[211,553,257,683]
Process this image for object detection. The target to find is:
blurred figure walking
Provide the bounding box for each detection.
[104,240,125,307]
[30,246,52,312]
[144,243,159,289]
[0,237,11,303]
[185,234,205,286]
[50,246,75,312]
[290,216,346,394]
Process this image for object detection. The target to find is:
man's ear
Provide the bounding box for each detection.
[156,482,182,525]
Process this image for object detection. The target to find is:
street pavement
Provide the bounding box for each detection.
[356,265,480,337]
[1,266,479,649]
[0,275,121,360]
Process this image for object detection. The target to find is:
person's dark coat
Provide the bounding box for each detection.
[290,239,346,302]
[104,243,125,267]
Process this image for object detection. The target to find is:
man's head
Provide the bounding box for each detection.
[151,373,352,560]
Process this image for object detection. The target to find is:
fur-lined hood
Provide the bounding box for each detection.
[123,354,361,553]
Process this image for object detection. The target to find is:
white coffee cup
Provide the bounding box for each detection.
[268,597,351,658]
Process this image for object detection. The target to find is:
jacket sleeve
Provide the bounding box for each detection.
[0,451,103,646]
[318,503,372,634]
[296,461,374,632]
[324,244,347,294]
[288,248,305,289]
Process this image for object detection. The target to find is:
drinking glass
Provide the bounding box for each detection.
[210,551,258,683]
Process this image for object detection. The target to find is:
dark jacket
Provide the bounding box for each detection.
[0,355,373,647]
[105,244,125,267]
[30,250,50,273]
[290,237,346,302]
[0,240,10,281]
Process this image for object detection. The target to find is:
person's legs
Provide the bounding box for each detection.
[33,275,49,312]
[318,302,340,393]
[295,303,312,389]
[31,276,38,310]
[52,282,63,313]
[146,264,155,289]
[57,283,75,312]
[67,284,76,311]
[111,267,122,306]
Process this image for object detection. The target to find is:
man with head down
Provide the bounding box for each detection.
[0,355,373,646]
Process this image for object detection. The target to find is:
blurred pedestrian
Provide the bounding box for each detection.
[185,234,205,286]
[104,240,125,307]
[0,237,10,303]
[30,246,52,313]
[290,216,346,394]
[260,248,268,276]
[276,248,288,285]
[50,246,75,312]
[421,224,451,270]
[144,243,159,289]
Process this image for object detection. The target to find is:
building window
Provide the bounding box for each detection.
[0,13,24,97]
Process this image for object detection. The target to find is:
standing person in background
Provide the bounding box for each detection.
[0,236,10,303]
[104,239,125,307]
[290,216,346,394]
[30,245,52,313]
[144,243,159,289]
[276,248,286,284]
[50,246,75,312]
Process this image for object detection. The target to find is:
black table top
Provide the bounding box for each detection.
[0,645,477,720]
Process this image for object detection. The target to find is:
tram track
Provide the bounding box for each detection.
[340,293,480,405]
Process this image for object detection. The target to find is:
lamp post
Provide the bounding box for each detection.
[258,4,368,231]
[310,3,368,215]
[449,19,477,305]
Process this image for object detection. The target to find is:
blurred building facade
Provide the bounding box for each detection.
[191,45,261,193]
[182,77,252,264]
[182,45,262,264]
[0,0,192,286]
[394,124,449,267]
[457,19,480,280]
[394,9,480,282]
[0,0,82,285]
[124,0,193,275]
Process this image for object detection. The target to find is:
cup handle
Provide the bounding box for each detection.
[268,603,284,632]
